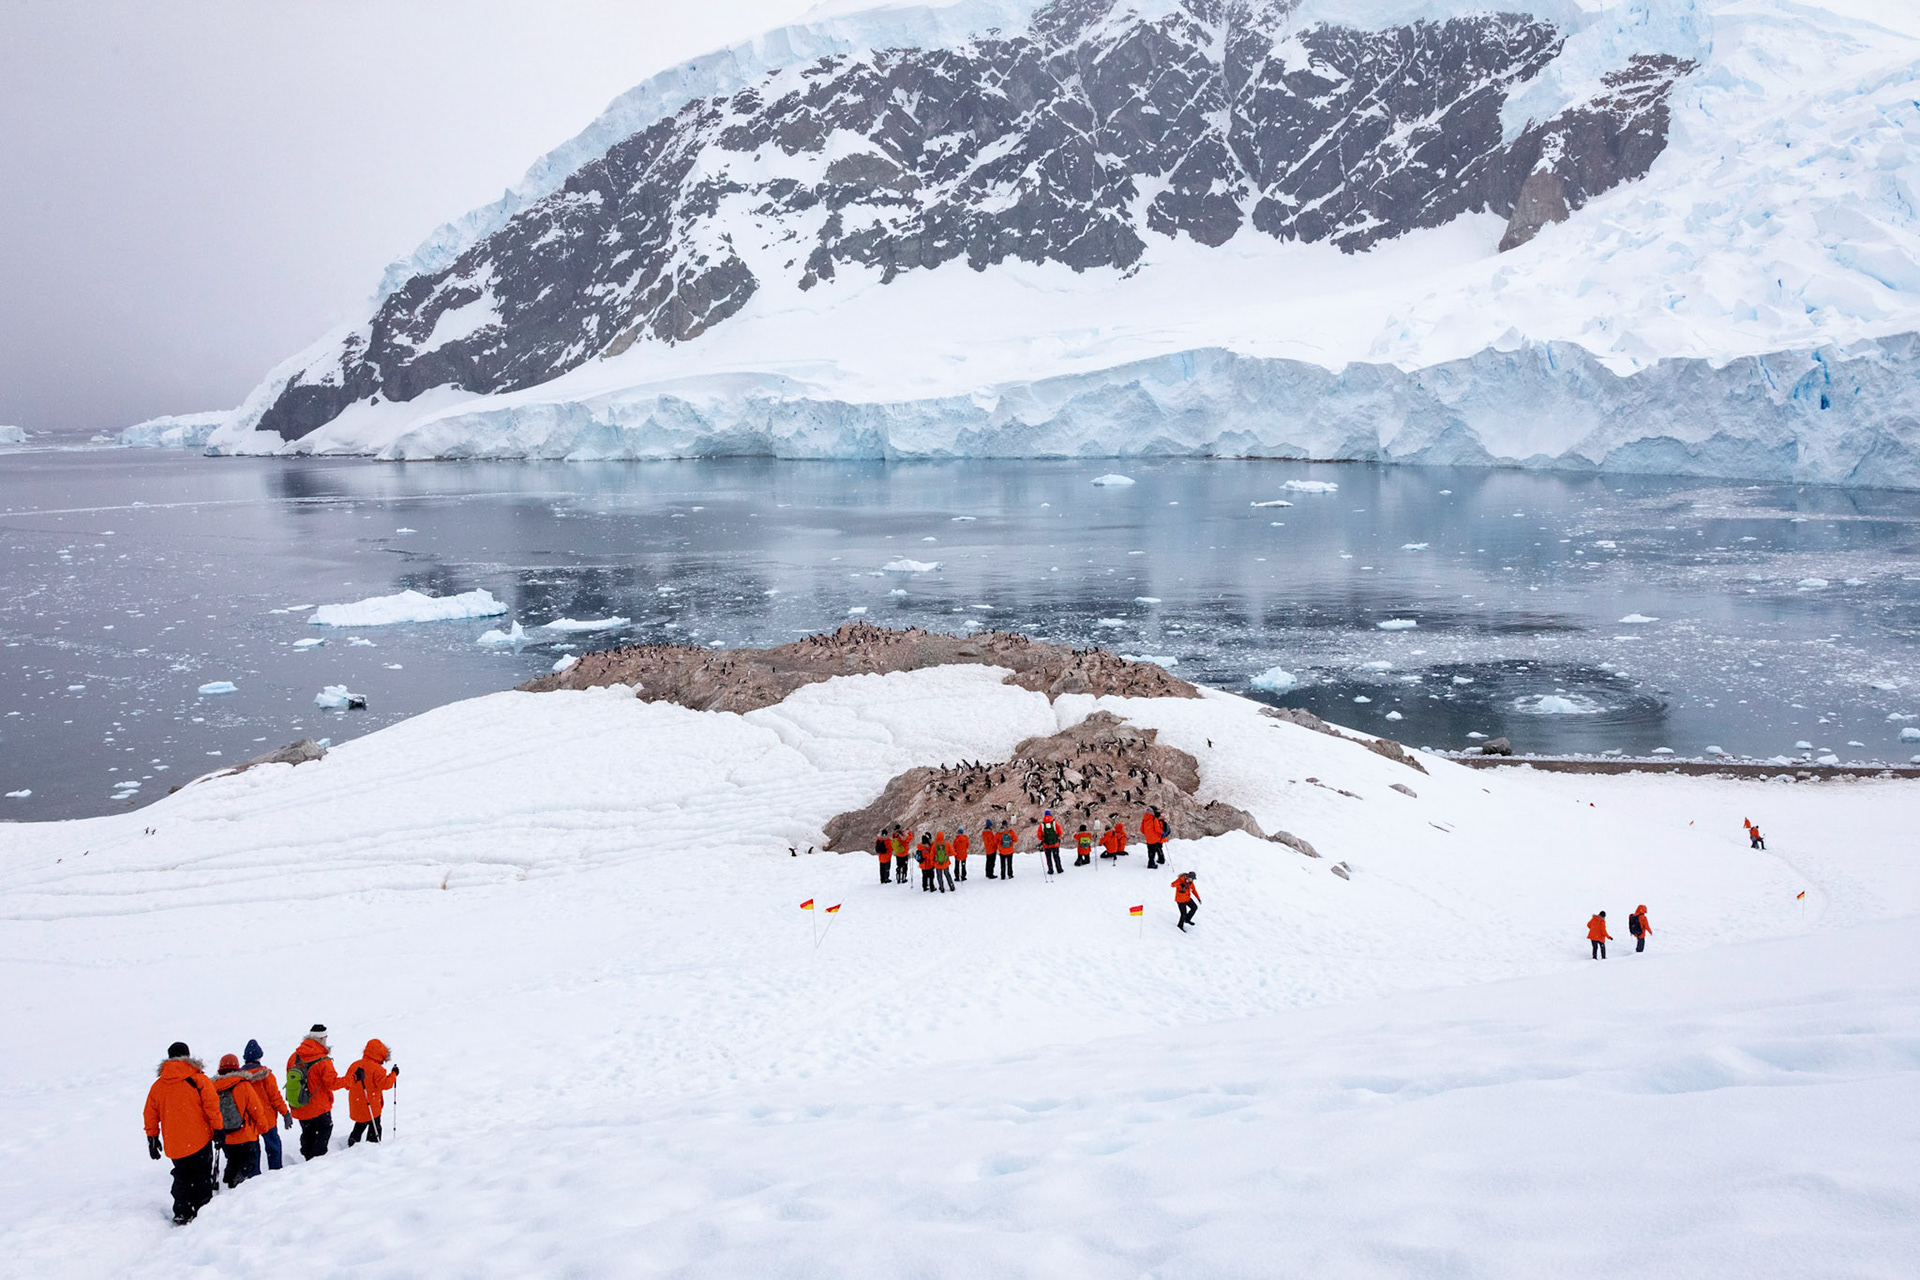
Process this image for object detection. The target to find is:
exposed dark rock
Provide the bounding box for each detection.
[823,710,1272,852]
[258,0,1692,440]
[1481,736,1514,756]
[220,738,328,779]
[1390,782,1418,797]
[520,622,1197,711]
[1269,829,1319,858]
[1261,705,1427,773]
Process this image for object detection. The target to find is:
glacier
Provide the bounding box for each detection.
[120,0,1920,487]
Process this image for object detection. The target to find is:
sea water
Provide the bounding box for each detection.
[4,449,1919,818]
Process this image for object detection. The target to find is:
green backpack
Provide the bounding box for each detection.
[285,1054,326,1109]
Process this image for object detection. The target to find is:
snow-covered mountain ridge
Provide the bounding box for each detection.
[153,0,1920,484]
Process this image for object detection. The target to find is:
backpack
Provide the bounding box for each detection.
[286,1053,326,1109]
[1629,913,1644,936]
[216,1084,246,1134]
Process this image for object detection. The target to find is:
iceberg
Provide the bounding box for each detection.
[310,588,507,627]
[314,685,366,710]
[542,617,630,633]
[477,621,529,648]
[1250,667,1300,693]
[1377,619,1418,631]
[1090,473,1136,486]
[882,559,941,573]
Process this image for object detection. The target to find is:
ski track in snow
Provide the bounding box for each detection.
[1,666,1917,1276]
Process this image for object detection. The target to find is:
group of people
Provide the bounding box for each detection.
[1585,905,1652,958]
[873,808,1198,926]
[141,1023,396,1225]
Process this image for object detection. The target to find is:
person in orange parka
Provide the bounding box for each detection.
[1100,818,1129,860]
[213,1053,276,1186]
[240,1038,292,1170]
[344,1039,399,1146]
[981,821,1002,878]
[1587,910,1613,960]
[144,1041,224,1225]
[1141,808,1169,869]
[1074,824,1095,866]
[952,826,971,882]
[1172,872,1201,931]
[1628,904,1652,954]
[894,827,913,887]
[288,1024,342,1161]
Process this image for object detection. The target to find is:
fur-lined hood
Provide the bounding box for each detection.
[155,1056,206,1079]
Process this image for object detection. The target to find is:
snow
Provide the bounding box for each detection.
[195,681,237,696]
[881,558,941,573]
[1250,667,1300,693]
[541,616,630,632]
[551,654,579,673]
[2,664,1920,1275]
[1089,473,1135,486]
[309,589,507,627]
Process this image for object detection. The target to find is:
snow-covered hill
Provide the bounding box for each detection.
[2,664,1918,1275]
[158,0,1920,484]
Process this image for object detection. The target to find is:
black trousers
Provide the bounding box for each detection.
[262,1124,283,1170]
[1147,843,1164,868]
[169,1143,215,1221]
[956,859,967,880]
[349,1117,384,1146]
[895,856,909,882]
[985,852,997,878]
[223,1139,261,1186]
[999,853,1013,877]
[1178,900,1198,929]
[921,867,935,891]
[1044,847,1063,874]
[1591,940,1607,959]
[1074,851,1091,865]
[1635,935,1646,952]
[878,859,891,883]
[298,1112,333,1160]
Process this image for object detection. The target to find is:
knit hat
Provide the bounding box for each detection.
[243,1038,264,1064]
[167,1041,191,1059]
[309,1023,329,1044]
[218,1053,240,1073]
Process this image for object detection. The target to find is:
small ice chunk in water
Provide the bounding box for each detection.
[1096,618,1127,628]
[1652,747,1675,755]
[1377,619,1417,630]
[1618,614,1658,624]
[1120,653,1178,667]
[311,588,505,626]
[1706,745,1727,755]
[477,622,527,648]
[1467,731,1488,739]
[348,637,375,647]
[1353,695,1372,704]
[1283,480,1338,493]
[889,589,909,597]
[395,527,418,534]
[1090,474,1135,486]
[5,790,29,798]
[197,681,237,696]
[1798,578,1830,589]
[1847,740,1865,747]
[1901,728,1920,742]
[1250,499,1293,508]
[1134,597,1161,604]
[543,617,629,632]
[847,606,868,616]
[1250,668,1300,693]
[1401,543,1429,551]
[1385,711,1403,720]
[293,638,326,649]
[1360,660,1394,671]
[1817,753,1840,764]
[313,685,364,710]
[882,559,941,573]
[1795,740,1814,750]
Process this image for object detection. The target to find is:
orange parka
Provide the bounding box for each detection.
[213,1066,276,1144]
[1172,875,1194,903]
[1141,812,1168,844]
[1587,914,1613,942]
[1101,824,1128,854]
[287,1037,341,1120]
[144,1057,225,1158]
[952,832,970,860]
[344,1040,396,1123]
[981,828,1000,855]
[1075,829,1095,853]
[1036,817,1063,848]
[241,1064,291,1124]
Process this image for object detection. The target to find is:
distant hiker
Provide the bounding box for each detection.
[1749,824,1765,850]
[286,1025,341,1160]
[1587,911,1612,959]
[1100,818,1128,860]
[952,827,970,881]
[933,832,955,893]
[997,824,1016,878]
[240,1038,292,1170]
[1038,811,1065,875]
[213,1053,275,1186]
[894,827,912,885]
[344,1040,397,1146]
[981,821,1000,878]
[1172,872,1200,931]
[1074,824,1094,866]
[918,834,936,892]
[875,832,893,884]
[143,1041,223,1225]
[1628,904,1651,953]
[1141,808,1168,869]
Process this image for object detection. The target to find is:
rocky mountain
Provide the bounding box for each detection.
[249,0,1689,443]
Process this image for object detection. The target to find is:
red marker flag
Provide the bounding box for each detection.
[1128,904,1144,917]
[1796,890,1806,900]
[825,903,842,914]
[799,899,815,910]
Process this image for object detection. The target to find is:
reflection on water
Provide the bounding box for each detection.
[4,450,1920,818]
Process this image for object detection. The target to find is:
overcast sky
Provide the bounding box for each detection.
[0,0,820,435]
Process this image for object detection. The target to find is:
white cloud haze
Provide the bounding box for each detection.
[0,0,819,435]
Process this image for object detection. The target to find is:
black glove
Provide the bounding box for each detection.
[282,1114,293,1130]
[389,1065,399,1078]
[148,1135,162,1161]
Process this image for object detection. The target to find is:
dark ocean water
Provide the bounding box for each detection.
[4,448,1920,819]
